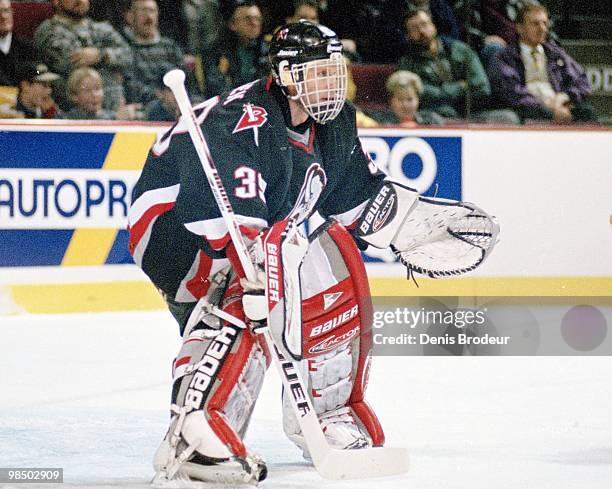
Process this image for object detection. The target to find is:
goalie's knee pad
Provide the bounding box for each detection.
[154,277,270,484]
[282,221,385,455]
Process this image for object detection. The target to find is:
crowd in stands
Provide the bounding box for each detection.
[0,0,602,125]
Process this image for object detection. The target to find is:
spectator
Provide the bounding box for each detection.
[285,0,360,61]
[321,0,407,62]
[321,0,456,63]
[397,7,518,123]
[143,73,178,121]
[201,0,269,98]
[286,0,319,24]
[123,0,184,105]
[185,0,222,55]
[0,0,36,86]
[370,70,444,126]
[479,1,559,47]
[65,66,142,120]
[487,2,595,123]
[34,0,133,111]
[407,0,459,40]
[15,62,63,118]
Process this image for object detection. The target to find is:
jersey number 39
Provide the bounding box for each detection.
[234,166,267,202]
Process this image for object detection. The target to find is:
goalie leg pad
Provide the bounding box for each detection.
[154,277,270,483]
[282,221,385,455]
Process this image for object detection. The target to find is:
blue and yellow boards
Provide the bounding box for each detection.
[1,124,610,313]
[0,128,157,267]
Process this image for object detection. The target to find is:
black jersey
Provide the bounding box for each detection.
[128,78,385,302]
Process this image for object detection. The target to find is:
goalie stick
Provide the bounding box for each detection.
[163,69,409,480]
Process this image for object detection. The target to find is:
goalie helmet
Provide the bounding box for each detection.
[269,20,347,124]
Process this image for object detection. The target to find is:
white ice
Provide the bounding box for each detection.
[1,310,611,488]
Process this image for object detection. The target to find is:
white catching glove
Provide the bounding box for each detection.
[355,181,499,279]
[391,198,499,278]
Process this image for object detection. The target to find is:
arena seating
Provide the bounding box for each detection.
[350,63,395,112]
[11,1,54,39]
[562,40,612,124]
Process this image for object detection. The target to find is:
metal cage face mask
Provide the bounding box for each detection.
[287,53,347,124]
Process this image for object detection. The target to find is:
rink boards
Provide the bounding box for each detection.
[0,121,610,313]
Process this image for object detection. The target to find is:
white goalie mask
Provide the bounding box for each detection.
[270,21,348,124]
[278,53,348,124]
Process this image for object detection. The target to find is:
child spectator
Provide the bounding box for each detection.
[372,70,444,126]
[15,62,62,118]
[66,67,142,120]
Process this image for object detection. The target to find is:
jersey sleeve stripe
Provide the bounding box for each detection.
[184,215,267,248]
[128,184,181,226]
[329,199,368,228]
[130,215,156,267]
[128,203,175,263]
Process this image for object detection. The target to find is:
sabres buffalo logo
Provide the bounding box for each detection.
[233,103,268,146]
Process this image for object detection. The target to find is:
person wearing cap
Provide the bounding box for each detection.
[15,62,63,118]
[0,0,36,87]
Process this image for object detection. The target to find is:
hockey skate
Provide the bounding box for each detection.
[152,411,267,487]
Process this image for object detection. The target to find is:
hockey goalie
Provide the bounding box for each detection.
[127,19,499,486]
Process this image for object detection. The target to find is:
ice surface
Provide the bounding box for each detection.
[1,310,611,488]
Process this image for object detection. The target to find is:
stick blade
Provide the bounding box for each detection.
[313,446,409,480]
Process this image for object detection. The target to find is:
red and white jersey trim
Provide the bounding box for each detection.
[185,215,267,250]
[128,184,181,265]
[131,214,159,267]
[128,184,180,227]
[329,199,369,228]
[175,255,230,302]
